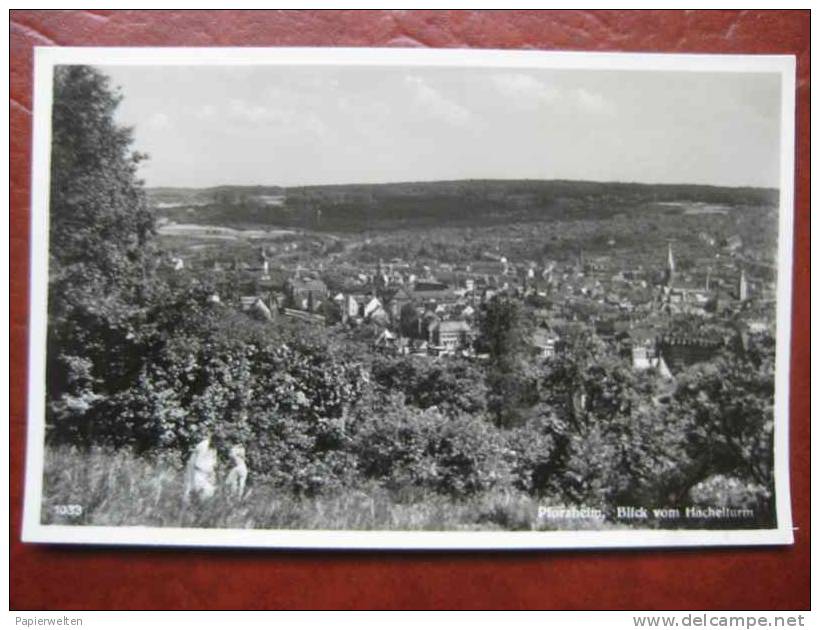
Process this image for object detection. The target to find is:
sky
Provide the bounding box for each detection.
[98,64,782,189]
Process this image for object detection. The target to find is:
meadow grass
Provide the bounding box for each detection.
[41,445,626,531]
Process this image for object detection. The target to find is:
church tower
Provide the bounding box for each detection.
[738,269,749,302]
[664,242,675,287]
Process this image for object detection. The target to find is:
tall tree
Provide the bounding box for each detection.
[477,295,531,371]
[49,65,154,301]
[665,344,776,516]
[477,296,534,427]
[46,65,156,443]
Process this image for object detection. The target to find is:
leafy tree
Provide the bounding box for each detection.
[371,354,487,417]
[662,343,776,524]
[351,392,510,498]
[532,335,685,507]
[477,295,531,370]
[49,65,153,298]
[399,302,420,338]
[477,296,534,427]
[46,65,156,444]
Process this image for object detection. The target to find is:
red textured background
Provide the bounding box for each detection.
[9,10,810,610]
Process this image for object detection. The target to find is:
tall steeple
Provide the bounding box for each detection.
[665,242,675,287]
[738,269,748,302]
[259,246,270,276]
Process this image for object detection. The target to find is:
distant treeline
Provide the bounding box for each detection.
[149,179,779,232]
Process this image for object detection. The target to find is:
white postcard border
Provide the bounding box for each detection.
[21,46,797,549]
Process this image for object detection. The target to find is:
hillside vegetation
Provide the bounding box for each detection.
[150,179,778,232]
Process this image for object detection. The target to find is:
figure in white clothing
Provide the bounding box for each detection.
[183,435,218,504]
[224,444,248,501]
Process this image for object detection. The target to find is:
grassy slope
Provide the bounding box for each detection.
[40,446,620,532]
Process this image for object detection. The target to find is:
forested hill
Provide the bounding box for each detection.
[148,179,779,232]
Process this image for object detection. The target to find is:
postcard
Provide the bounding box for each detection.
[21,47,796,548]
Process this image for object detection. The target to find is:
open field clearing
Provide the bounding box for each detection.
[157,222,296,240]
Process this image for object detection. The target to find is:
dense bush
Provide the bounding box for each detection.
[515,338,777,526]
[351,394,510,498]
[505,415,559,495]
[689,474,771,511]
[249,414,359,495]
[371,355,487,417]
[47,273,777,521]
[553,408,683,509]
[48,276,369,492]
[658,348,776,524]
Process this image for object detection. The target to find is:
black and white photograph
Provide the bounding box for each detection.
[22,47,796,549]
